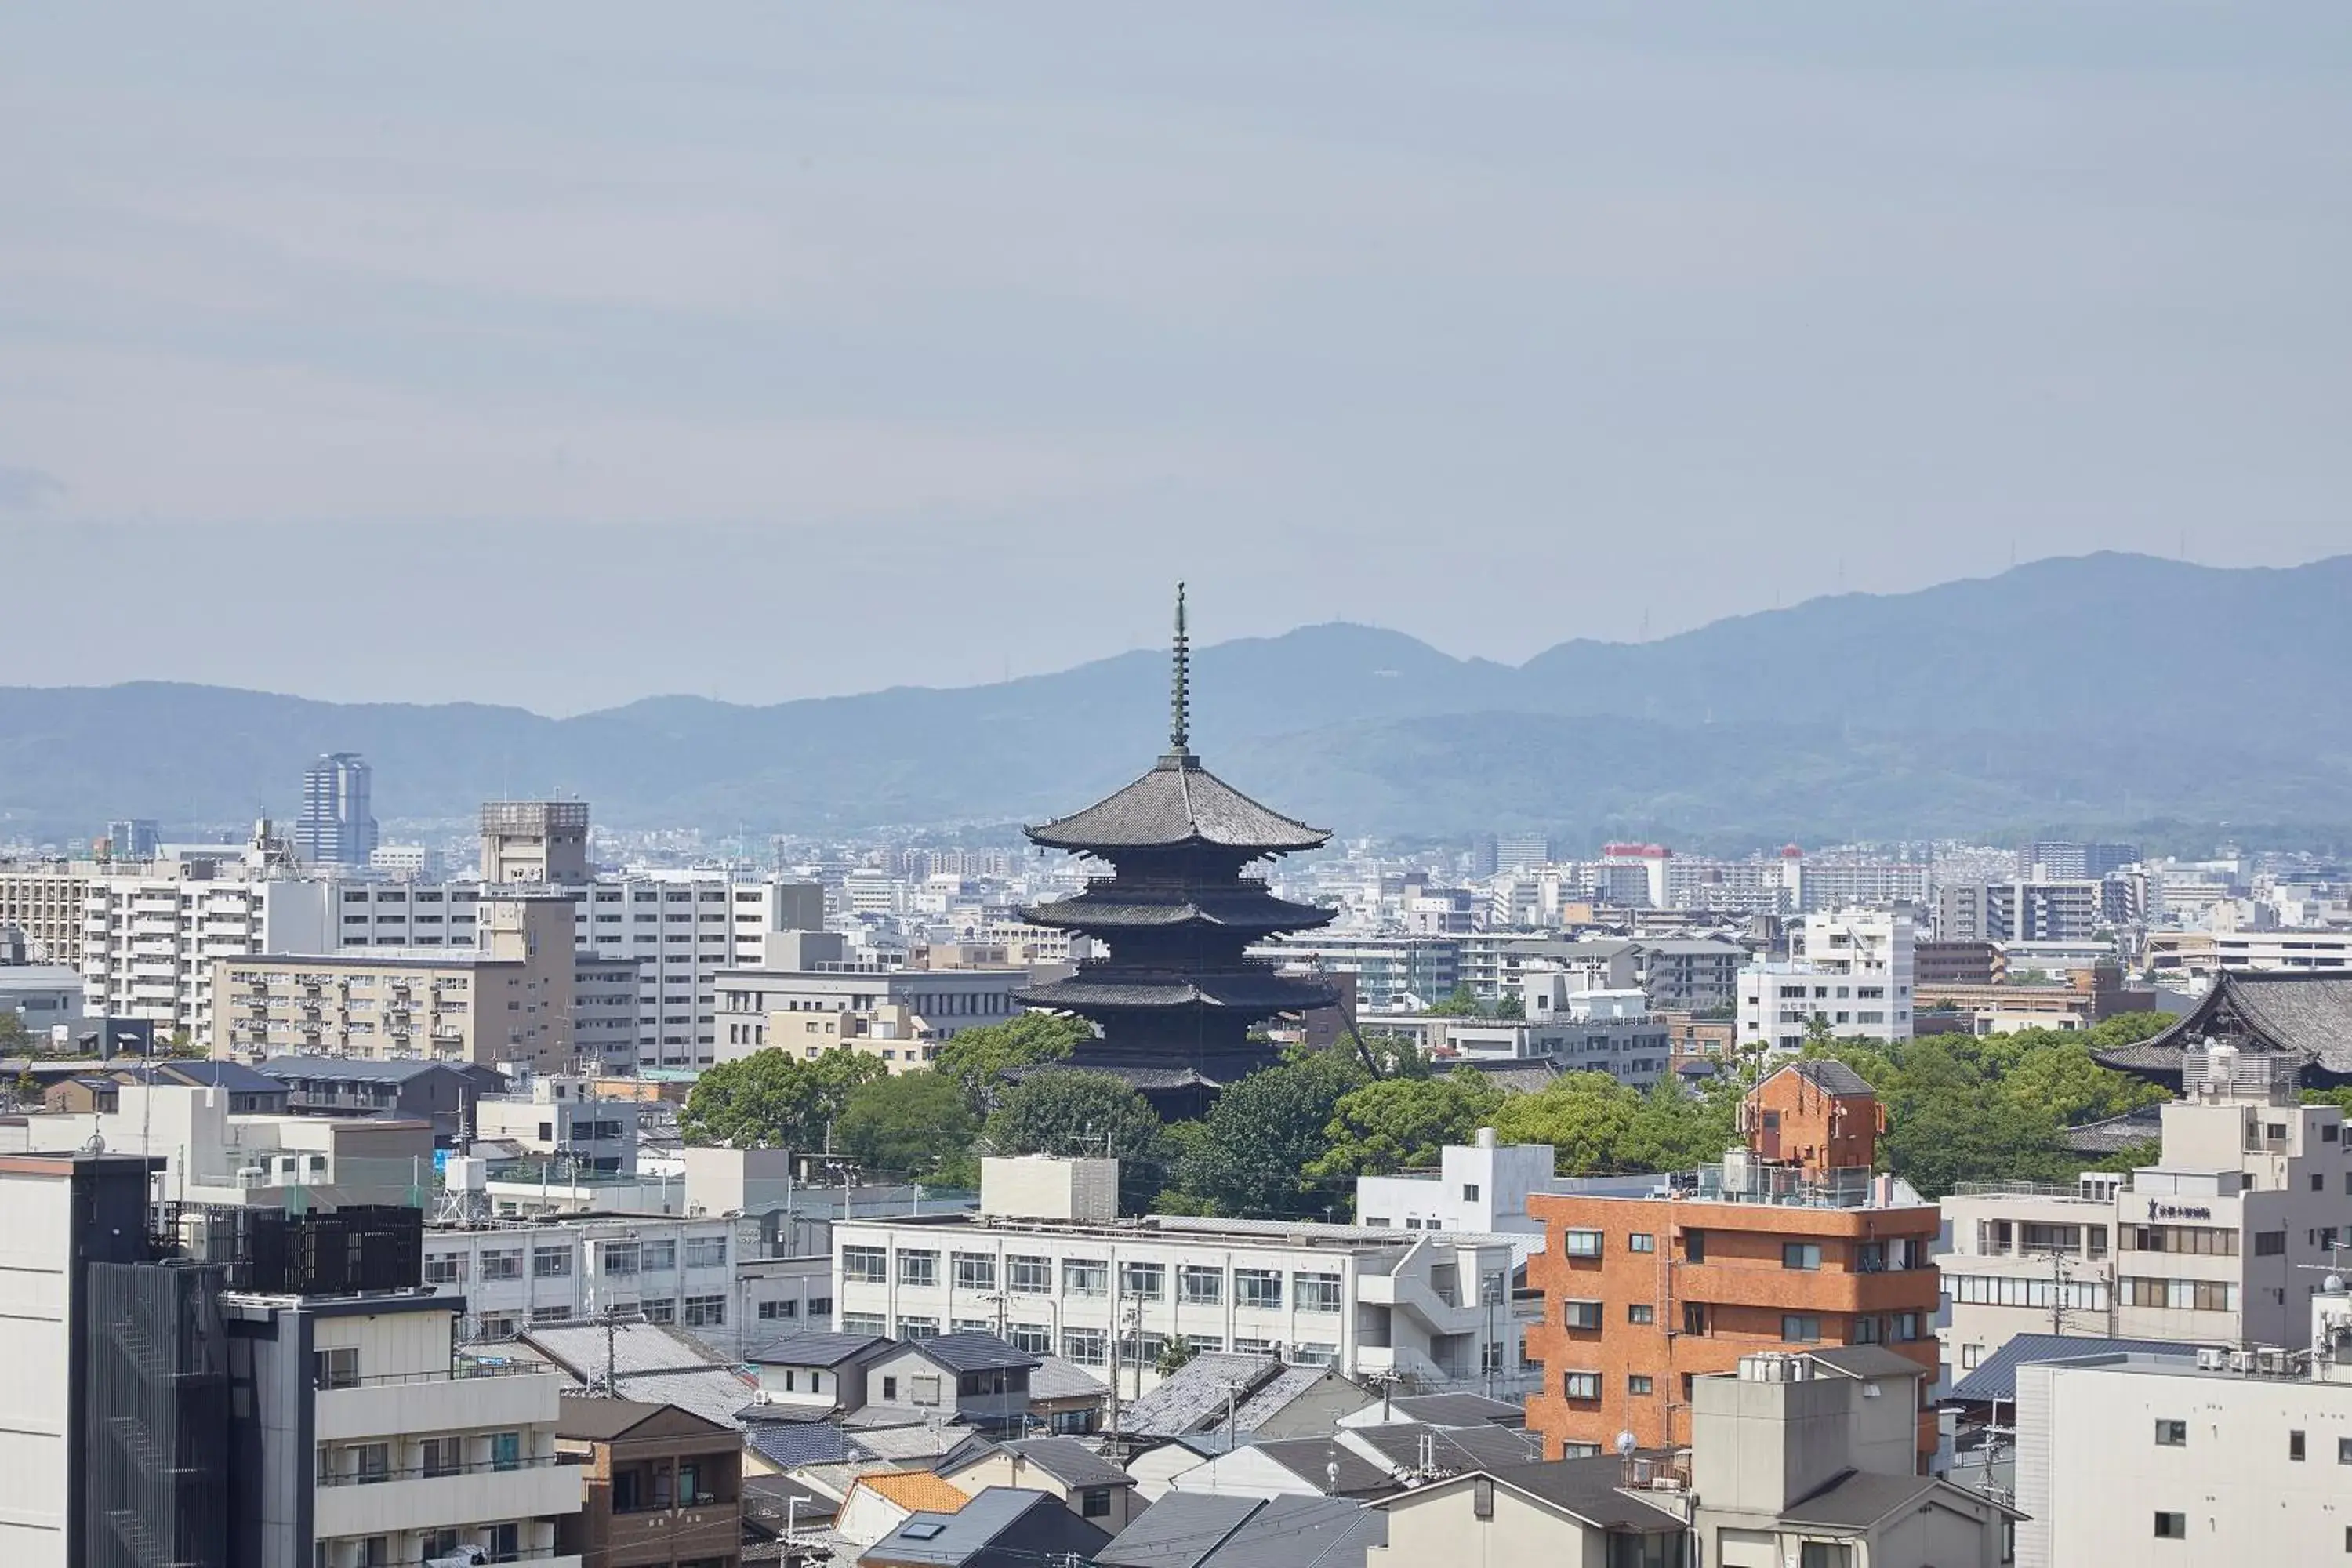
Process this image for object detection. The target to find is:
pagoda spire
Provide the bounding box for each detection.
[1170,580,1191,754]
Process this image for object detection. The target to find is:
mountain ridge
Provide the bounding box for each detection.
[5,552,2350,846]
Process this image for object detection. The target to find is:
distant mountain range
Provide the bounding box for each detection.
[5,552,2350,850]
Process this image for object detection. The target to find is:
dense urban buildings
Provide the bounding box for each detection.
[1523,1062,1940,1465]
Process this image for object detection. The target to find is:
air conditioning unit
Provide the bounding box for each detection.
[2195,1348,2225,1371]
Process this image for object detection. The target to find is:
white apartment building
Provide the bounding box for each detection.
[1443,986,1672,1089]
[1785,855,1928,913]
[1738,907,1916,1050]
[336,872,826,1069]
[1940,1047,2352,1374]
[833,1158,1531,1396]
[2146,928,2352,980]
[2014,1284,2352,1568]
[421,1213,833,1355]
[296,1294,583,1568]
[82,872,332,1040]
[474,1076,644,1172]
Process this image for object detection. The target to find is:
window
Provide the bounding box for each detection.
[953,1253,996,1290]
[1563,1229,1604,1260]
[1123,1261,1166,1301]
[2339,1436,2352,1465]
[898,1250,938,1288]
[1683,1229,1705,1263]
[420,1436,462,1479]
[1062,1328,1107,1366]
[641,1240,677,1271]
[532,1305,572,1325]
[759,1299,800,1321]
[601,1241,640,1276]
[1462,1183,1481,1201]
[1010,1323,1052,1355]
[490,1432,522,1472]
[1781,1314,1821,1343]
[1782,1241,1823,1271]
[2292,1429,2307,1461]
[843,1246,887,1283]
[478,1249,523,1281]
[423,1253,464,1284]
[2122,1277,2239,1312]
[2256,1231,2287,1257]
[1081,1487,1112,1519]
[1294,1272,1341,1312]
[684,1295,727,1327]
[1628,1374,1653,1395]
[684,1236,728,1268]
[1562,1299,1603,1330]
[1853,1316,1882,1345]
[1682,1302,1708,1336]
[1180,1265,1223,1305]
[2154,1512,2187,1539]
[1628,1303,1654,1325]
[1628,1232,1655,1254]
[897,1316,940,1340]
[2155,1420,2187,1446]
[1235,1269,1283,1309]
[1562,1370,1602,1400]
[533,1247,571,1278]
[1064,1258,1109,1298]
[312,1347,359,1390]
[1798,1546,1853,1568]
[839,1312,885,1335]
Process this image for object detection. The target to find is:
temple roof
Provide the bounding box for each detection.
[1025,751,1329,855]
[2092,970,2352,1078]
[1022,886,1335,933]
[1018,967,1340,1013]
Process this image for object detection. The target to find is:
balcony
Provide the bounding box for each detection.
[312,1458,581,1541]
[316,1364,561,1445]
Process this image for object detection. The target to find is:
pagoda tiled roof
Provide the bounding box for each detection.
[1018,968,1340,1012]
[1022,887,1335,934]
[1025,751,1329,855]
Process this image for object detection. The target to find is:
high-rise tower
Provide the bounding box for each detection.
[1014,586,1339,1107]
[295,753,378,867]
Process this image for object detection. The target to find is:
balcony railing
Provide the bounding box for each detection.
[316,1451,561,1488]
[316,1359,551,1391]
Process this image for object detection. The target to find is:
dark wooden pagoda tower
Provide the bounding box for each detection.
[1014,585,1339,1109]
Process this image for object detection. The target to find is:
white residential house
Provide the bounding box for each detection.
[1738,906,1917,1050]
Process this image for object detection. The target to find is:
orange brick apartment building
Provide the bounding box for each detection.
[1525,1060,1942,1466]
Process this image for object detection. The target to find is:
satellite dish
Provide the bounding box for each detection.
[1614,1430,1637,1457]
[2328,1274,2346,1295]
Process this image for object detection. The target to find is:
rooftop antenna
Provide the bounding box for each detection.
[1170,581,1190,756]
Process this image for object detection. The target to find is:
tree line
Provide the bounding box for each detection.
[680,1008,2183,1214]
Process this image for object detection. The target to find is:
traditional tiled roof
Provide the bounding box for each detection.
[948,1436,1133,1490]
[745,1420,872,1471]
[2062,1105,2165,1154]
[1117,1353,1285,1437]
[1345,1421,1541,1475]
[755,1330,893,1369]
[1026,753,1329,855]
[1096,1493,1262,1568]
[1016,969,1338,1012]
[2095,971,2352,1077]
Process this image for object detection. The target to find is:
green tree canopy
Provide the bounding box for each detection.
[680,1047,887,1149]
[985,1069,1169,1210]
[1422,984,1486,1018]
[1489,1072,1647,1174]
[0,1011,29,1053]
[1307,1073,1508,1180]
[1160,1048,1370,1218]
[836,1070,981,1185]
[934,1012,1094,1113]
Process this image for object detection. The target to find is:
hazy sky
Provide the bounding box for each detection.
[5,3,2350,713]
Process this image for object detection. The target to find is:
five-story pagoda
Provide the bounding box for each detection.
[1014,586,1339,1108]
